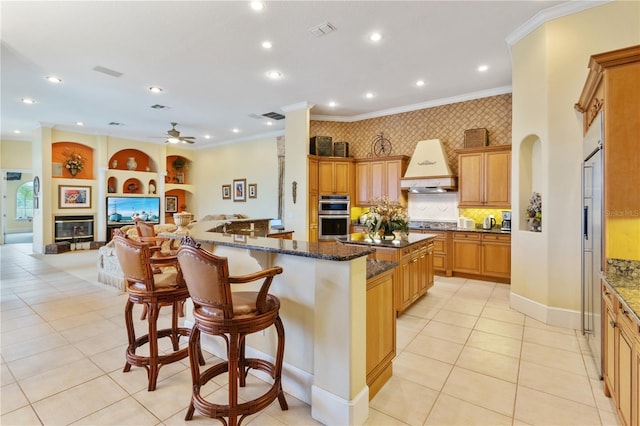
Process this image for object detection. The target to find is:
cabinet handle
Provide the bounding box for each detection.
[610,320,617,328]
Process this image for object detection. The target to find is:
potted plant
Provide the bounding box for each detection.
[63,150,85,177]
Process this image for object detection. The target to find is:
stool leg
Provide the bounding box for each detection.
[228,332,239,426]
[147,303,160,391]
[123,299,135,373]
[185,326,201,421]
[274,316,288,411]
[238,335,247,387]
[169,300,180,351]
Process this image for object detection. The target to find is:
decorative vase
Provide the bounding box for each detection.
[126,157,137,171]
[111,159,118,169]
[68,166,79,177]
[382,228,395,240]
[173,212,193,235]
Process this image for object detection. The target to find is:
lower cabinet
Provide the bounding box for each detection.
[366,268,396,400]
[602,280,640,426]
[452,231,511,282]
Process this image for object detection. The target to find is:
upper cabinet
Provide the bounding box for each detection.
[457,146,511,208]
[355,156,409,206]
[317,156,354,196]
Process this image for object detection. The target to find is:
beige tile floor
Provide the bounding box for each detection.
[0,244,620,425]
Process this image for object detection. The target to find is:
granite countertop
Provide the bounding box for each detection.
[229,229,294,238]
[366,259,398,279]
[162,223,375,262]
[353,220,511,234]
[338,232,436,248]
[602,258,640,322]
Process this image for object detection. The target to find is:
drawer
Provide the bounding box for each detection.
[616,298,638,334]
[453,232,480,241]
[432,239,445,254]
[602,282,615,310]
[433,255,445,270]
[482,234,511,243]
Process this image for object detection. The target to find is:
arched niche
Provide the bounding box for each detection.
[109,149,157,172]
[519,134,542,231]
[123,178,143,194]
[52,142,94,179]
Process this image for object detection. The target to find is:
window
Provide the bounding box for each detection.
[16,182,34,219]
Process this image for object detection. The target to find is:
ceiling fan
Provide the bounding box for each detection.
[164,122,196,144]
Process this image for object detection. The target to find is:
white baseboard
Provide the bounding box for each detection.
[311,383,369,426]
[510,292,582,330]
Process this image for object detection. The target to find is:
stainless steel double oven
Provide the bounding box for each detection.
[318,195,350,240]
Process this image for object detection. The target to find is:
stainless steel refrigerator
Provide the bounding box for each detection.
[582,111,604,377]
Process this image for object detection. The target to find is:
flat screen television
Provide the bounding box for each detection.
[107,196,160,224]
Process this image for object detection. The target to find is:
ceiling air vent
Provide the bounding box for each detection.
[108,122,123,126]
[309,21,336,38]
[150,104,168,110]
[262,112,285,120]
[92,65,123,78]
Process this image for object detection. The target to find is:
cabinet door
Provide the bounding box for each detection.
[604,302,616,399]
[617,324,633,426]
[481,235,511,279]
[355,162,371,206]
[399,256,413,312]
[458,153,483,206]
[385,159,404,205]
[484,151,511,207]
[452,233,481,274]
[370,161,386,201]
[334,162,351,194]
[309,158,318,193]
[318,161,335,194]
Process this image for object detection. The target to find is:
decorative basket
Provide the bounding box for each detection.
[464,128,489,148]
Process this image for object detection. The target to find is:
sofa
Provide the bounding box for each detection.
[96,214,251,291]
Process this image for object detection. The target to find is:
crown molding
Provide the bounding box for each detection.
[194,129,286,150]
[281,101,315,113]
[310,86,512,123]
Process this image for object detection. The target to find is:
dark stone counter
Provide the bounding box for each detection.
[602,258,640,322]
[338,232,436,248]
[366,259,397,279]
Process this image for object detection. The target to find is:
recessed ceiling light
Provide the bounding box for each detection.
[232,128,240,133]
[365,92,375,99]
[76,121,84,126]
[250,1,265,11]
[21,98,36,104]
[266,70,282,79]
[265,121,273,126]
[14,130,21,134]
[369,32,382,42]
[262,41,272,49]
[478,65,489,72]
[328,101,337,107]
[149,86,163,93]
[416,80,425,87]
[204,134,211,139]
[45,76,62,83]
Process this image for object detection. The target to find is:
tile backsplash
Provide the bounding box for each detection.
[407,193,459,222]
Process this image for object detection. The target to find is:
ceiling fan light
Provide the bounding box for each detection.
[168,137,180,144]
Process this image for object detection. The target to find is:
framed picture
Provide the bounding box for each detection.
[248,183,257,199]
[233,178,246,202]
[233,234,247,243]
[165,195,178,213]
[222,184,231,200]
[59,185,91,209]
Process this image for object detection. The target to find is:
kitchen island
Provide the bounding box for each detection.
[172,226,376,425]
[340,233,436,315]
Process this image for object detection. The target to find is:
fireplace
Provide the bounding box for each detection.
[54,215,94,243]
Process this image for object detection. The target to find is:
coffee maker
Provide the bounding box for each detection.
[501,211,512,232]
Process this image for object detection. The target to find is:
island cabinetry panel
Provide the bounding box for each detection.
[366,268,396,400]
[308,157,319,242]
[355,156,409,206]
[411,229,451,277]
[317,157,354,196]
[457,146,511,208]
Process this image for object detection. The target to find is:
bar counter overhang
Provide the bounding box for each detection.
[167,222,375,425]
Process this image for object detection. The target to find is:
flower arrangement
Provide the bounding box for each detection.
[526,192,542,232]
[63,149,85,176]
[365,195,409,240]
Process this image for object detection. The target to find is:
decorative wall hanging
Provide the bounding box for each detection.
[222,184,231,200]
[248,183,257,199]
[233,179,246,202]
[59,185,91,209]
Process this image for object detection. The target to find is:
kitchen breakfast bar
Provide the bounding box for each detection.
[173,224,434,425]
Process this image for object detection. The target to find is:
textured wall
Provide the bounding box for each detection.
[310,93,512,175]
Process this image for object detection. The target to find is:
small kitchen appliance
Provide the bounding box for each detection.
[482,216,496,230]
[501,211,512,231]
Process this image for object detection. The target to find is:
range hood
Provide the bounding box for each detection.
[401,139,457,193]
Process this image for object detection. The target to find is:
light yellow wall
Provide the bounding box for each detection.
[284,105,312,239]
[511,1,640,317]
[191,136,279,221]
[1,139,32,169]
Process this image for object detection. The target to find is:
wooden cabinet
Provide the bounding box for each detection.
[355,156,409,206]
[575,45,640,259]
[347,238,434,315]
[457,146,511,208]
[318,157,353,195]
[452,232,481,274]
[366,268,396,400]
[452,231,511,282]
[602,279,640,426]
[308,157,319,242]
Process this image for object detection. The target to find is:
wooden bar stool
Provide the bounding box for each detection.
[177,236,288,425]
[113,234,202,391]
